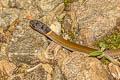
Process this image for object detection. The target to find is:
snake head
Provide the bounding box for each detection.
[29,20,51,34]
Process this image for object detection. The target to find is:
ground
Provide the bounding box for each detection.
[0,0,120,80]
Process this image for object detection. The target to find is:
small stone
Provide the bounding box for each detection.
[50,21,61,35]
[0,28,3,33]
[59,52,110,80]
[0,60,16,76]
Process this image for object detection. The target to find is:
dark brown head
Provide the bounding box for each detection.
[29,20,51,34]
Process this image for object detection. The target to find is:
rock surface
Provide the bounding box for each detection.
[0,0,64,55]
[63,0,120,48]
[52,50,110,80]
[0,0,119,80]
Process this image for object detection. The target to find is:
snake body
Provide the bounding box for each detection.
[29,20,120,57]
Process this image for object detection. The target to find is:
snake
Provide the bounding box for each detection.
[29,20,120,57]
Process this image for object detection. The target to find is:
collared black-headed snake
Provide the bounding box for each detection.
[29,20,120,57]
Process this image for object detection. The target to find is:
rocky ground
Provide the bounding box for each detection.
[0,0,120,80]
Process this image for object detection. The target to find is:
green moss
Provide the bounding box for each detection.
[58,18,64,24]
[64,0,74,11]
[68,31,76,40]
[100,57,110,65]
[64,0,74,3]
[96,31,120,50]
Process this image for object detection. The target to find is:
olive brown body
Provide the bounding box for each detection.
[47,31,120,56]
[47,31,96,53]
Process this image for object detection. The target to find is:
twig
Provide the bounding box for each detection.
[102,53,120,66]
[26,63,42,73]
